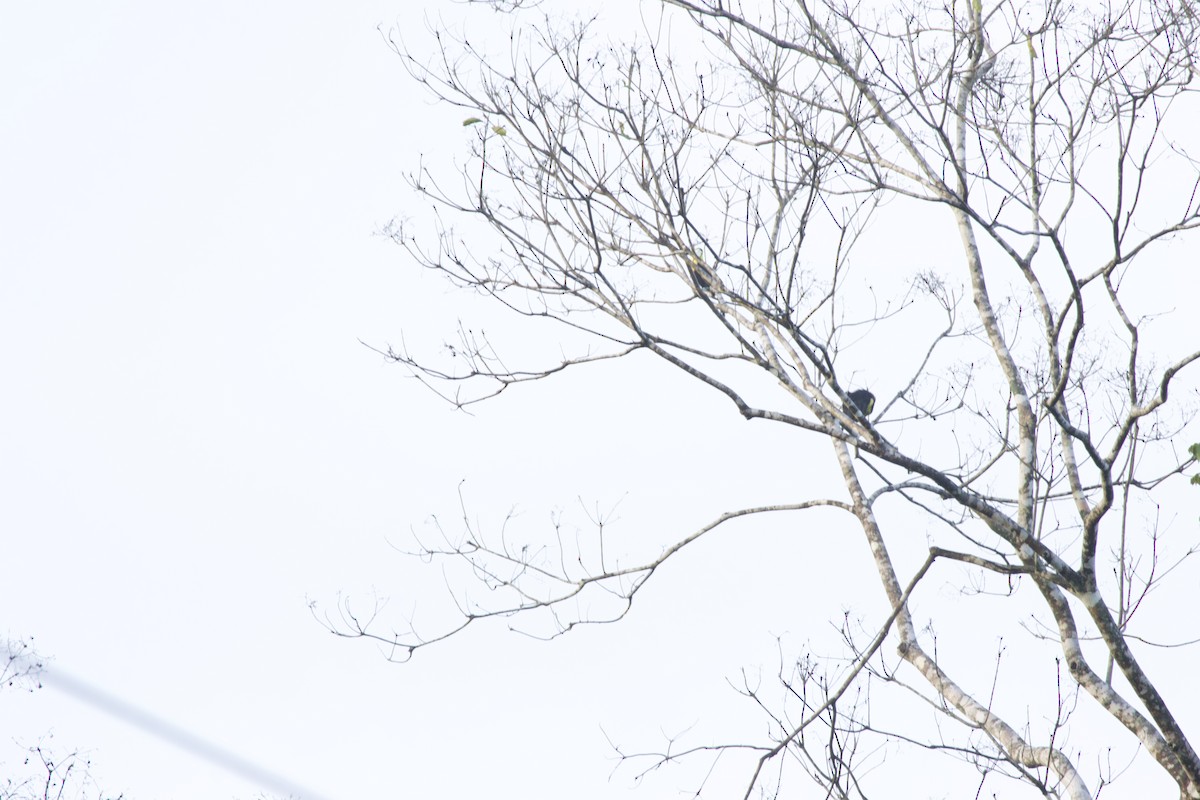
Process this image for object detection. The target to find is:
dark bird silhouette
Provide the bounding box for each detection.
[687,253,714,293]
[846,389,875,417]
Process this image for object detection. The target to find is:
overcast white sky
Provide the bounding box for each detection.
[3,2,1198,799]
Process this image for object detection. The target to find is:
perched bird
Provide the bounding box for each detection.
[846,389,875,417]
[686,253,714,293]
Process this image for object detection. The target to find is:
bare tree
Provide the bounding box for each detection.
[0,743,126,800]
[1,640,125,800]
[331,0,1200,797]
[3,637,44,693]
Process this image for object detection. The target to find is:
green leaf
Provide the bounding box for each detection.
[462,117,483,126]
[492,125,507,136]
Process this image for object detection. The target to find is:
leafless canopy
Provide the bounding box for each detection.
[327,0,1200,797]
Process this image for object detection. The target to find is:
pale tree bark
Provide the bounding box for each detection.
[325,0,1200,797]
